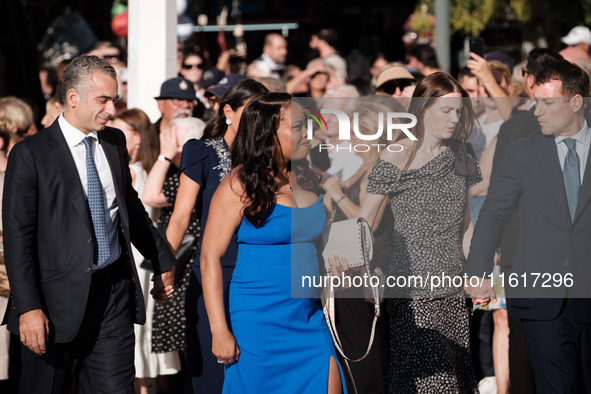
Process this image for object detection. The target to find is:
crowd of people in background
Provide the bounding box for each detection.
[1,22,591,394]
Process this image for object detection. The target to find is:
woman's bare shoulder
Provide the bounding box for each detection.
[215,169,245,204]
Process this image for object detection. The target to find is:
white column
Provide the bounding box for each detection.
[128,0,177,122]
[435,0,450,73]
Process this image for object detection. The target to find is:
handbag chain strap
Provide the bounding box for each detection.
[321,219,380,362]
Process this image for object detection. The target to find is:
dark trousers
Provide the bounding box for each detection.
[507,313,536,393]
[334,291,389,394]
[19,263,135,394]
[470,309,494,380]
[185,266,234,394]
[521,298,591,394]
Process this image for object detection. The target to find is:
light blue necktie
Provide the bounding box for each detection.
[82,137,110,267]
[563,138,580,221]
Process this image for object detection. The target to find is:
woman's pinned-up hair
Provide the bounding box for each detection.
[201,79,269,140]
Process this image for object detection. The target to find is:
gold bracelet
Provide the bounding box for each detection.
[336,195,347,204]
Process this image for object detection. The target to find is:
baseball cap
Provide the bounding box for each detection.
[155,77,196,100]
[562,26,591,46]
[204,74,248,98]
[375,63,414,88]
[198,68,226,89]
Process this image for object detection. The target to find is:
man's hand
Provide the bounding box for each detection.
[464,276,497,307]
[19,309,49,355]
[466,52,494,83]
[151,268,174,303]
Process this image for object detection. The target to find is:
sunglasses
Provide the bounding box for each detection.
[378,79,413,95]
[183,63,204,70]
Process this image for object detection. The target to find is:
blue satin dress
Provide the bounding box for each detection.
[223,196,347,393]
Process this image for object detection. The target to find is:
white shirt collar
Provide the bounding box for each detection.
[58,113,98,148]
[554,120,591,147]
[261,53,282,70]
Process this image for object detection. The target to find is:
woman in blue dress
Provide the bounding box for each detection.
[165,79,268,393]
[200,93,347,393]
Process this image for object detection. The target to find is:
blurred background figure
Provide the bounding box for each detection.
[252,33,288,79]
[406,43,441,76]
[457,67,487,159]
[467,59,513,394]
[0,95,37,393]
[0,97,37,151]
[109,108,178,394]
[309,28,348,85]
[286,59,330,99]
[179,50,205,93]
[375,62,416,97]
[142,116,205,394]
[154,77,196,135]
[40,95,63,129]
[178,50,208,119]
[256,77,286,92]
[559,25,591,63]
[204,73,248,111]
[281,65,309,95]
[0,101,11,392]
[245,61,272,79]
[370,54,390,83]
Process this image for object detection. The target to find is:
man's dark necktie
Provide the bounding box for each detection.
[82,136,110,267]
[563,138,580,221]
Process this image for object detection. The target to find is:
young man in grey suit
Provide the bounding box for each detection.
[2,56,176,393]
[466,59,591,393]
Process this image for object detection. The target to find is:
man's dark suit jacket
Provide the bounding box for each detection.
[2,121,176,343]
[466,130,591,322]
[491,108,539,271]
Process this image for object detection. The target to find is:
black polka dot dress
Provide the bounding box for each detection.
[152,166,201,353]
[366,146,481,393]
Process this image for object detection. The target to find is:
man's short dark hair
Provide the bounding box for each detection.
[535,59,590,98]
[457,67,475,84]
[526,48,563,77]
[408,44,440,69]
[314,28,339,48]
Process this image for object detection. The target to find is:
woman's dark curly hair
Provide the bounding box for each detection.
[201,78,268,140]
[231,92,322,227]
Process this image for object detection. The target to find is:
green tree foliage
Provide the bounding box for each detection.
[415,0,591,38]
[509,0,532,22]
[450,0,499,36]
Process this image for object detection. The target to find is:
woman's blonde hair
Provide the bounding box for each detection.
[0,96,34,143]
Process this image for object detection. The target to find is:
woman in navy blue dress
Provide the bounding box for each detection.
[200,93,347,393]
[165,79,268,393]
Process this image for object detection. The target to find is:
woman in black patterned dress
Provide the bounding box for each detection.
[142,117,205,390]
[360,73,481,393]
